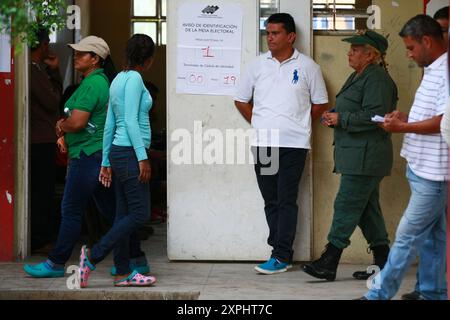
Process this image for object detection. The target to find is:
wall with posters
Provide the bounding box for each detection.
[167,0,313,261]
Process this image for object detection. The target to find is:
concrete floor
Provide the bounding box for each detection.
[0,224,417,300]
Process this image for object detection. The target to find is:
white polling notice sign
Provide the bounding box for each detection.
[0,33,11,73]
[176,3,243,96]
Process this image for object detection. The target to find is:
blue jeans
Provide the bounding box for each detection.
[90,146,150,275]
[48,151,113,265]
[48,151,145,266]
[366,166,447,300]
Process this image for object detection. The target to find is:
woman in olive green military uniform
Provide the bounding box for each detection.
[302,30,398,281]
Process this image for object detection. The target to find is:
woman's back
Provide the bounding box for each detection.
[109,70,152,150]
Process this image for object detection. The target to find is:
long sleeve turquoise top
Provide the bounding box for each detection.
[102,70,153,167]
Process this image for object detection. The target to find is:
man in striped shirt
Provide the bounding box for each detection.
[363,15,448,300]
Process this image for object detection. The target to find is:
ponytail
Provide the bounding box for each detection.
[102,56,118,84]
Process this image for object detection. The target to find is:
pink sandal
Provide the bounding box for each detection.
[79,245,95,288]
[114,270,157,287]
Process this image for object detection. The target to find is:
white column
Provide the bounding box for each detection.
[167,0,312,261]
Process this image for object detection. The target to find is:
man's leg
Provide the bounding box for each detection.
[253,147,279,252]
[417,211,447,300]
[273,148,308,263]
[30,143,57,251]
[365,166,447,300]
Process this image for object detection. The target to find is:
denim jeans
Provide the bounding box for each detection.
[253,147,308,263]
[48,151,112,265]
[48,151,145,266]
[366,166,447,300]
[90,146,150,275]
[92,184,146,260]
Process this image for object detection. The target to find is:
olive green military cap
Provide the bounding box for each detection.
[342,30,388,55]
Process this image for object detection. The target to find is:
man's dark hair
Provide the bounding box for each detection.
[125,34,155,70]
[399,14,443,41]
[433,6,449,20]
[30,28,50,51]
[266,13,296,34]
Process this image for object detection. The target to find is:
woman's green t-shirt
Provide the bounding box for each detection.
[64,69,110,159]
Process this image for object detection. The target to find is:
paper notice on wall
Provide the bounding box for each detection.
[0,33,11,73]
[176,3,243,96]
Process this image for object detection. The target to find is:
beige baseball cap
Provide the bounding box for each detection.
[68,36,110,59]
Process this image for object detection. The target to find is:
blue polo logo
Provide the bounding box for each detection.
[292,69,299,84]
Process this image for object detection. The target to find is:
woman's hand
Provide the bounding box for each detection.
[57,136,67,154]
[138,160,151,183]
[99,166,112,188]
[56,119,65,137]
[321,111,339,127]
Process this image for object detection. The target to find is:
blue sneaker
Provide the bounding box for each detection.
[254,258,292,275]
[23,262,65,278]
[110,263,150,276]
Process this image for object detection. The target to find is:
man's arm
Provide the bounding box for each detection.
[234,101,253,124]
[380,115,442,134]
[311,103,329,122]
[441,102,450,146]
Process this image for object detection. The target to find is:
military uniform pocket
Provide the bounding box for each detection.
[335,140,367,172]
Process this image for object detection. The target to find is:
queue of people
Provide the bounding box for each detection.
[24,34,154,287]
[23,8,449,298]
[234,11,449,300]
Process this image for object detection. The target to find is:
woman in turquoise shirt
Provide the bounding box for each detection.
[78,34,156,287]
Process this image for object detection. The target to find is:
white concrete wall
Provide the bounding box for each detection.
[167,0,313,261]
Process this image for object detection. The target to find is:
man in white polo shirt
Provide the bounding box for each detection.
[362,15,448,300]
[234,13,329,275]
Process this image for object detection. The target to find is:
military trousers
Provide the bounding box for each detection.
[327,174,390,249]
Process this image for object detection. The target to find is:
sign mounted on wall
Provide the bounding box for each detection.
[0,33,11,73]
[176,2,243,96]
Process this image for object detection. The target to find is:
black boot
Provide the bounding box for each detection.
[353,245,390,280]
[301,243,343,281]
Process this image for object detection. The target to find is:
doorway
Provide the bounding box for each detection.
[24,0,168,259]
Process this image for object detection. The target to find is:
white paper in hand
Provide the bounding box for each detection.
[371,115,385,123]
